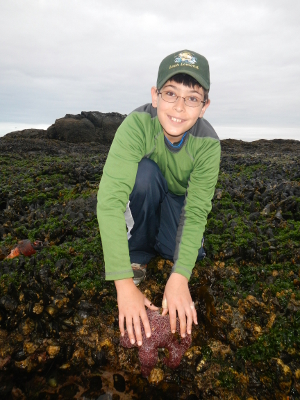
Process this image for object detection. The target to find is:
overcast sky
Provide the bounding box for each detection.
[0,0,299,140]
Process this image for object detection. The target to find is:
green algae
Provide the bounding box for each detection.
[237,311,300,363]
[218,369,237,390]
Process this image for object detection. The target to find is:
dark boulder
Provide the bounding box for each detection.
[50,116,96,143]
[47,111,126,144]
[2,111,126,145]
[82,111,125,144]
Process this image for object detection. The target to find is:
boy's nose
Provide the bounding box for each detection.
[173,96,185,111]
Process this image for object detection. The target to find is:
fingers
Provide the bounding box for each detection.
[140,308,151,339]
[122,307,152,346]
[162,298,168,309]
[163,274,197,337]
[125,316,136,345]
[192,304,198,325]
[116,281,152,347]
[169,307,177,334]
[144,297,159,311]
[177,308,187,337]
[167,300,196,337]
[186,305,193,335]
[161,296,169,316]
[119,314,125,337]
[133,315,143,346]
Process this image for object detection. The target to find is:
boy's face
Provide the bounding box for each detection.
[151,79,210,143]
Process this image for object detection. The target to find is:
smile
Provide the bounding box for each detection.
[169,116,185,123]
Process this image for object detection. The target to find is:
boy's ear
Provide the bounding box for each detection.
[151,87,158,108]
[199,99,211,119]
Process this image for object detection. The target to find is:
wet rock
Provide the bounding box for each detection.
[266,227,274,238]
[274,209,283,220]
[249,212,260,221]
[261,202,276,215]
[214,189,223,199]
[0,378,13,398]
[58,383,79,398]
[98,394,113,400]
[113,373,125,392]
[246,248,256,259]
[11,387,26,400]
[91,349,107,366]
[12,348,27,362]
[0,295,18,312]
[222,247,236,259]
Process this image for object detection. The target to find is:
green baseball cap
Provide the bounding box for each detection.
[156,49,210,90]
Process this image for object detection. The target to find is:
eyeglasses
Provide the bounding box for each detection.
[157,90,205,107]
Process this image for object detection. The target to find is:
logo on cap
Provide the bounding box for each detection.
[174,51,197,65]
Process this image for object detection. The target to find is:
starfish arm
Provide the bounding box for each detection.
[139,345,158,377]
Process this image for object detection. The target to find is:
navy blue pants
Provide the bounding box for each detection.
[126,158,205,265]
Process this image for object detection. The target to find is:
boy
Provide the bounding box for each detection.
[97,50,221,347]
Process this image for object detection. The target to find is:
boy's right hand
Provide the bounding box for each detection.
[115,278,159,346]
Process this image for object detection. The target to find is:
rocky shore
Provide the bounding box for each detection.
[0,117,300,399]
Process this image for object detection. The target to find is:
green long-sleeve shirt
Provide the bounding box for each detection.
[97,103,221,281]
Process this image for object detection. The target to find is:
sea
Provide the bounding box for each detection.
[0,123,299,142]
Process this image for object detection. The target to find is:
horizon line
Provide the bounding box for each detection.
[0,122,299,142]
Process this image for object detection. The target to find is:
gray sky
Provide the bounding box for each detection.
[0,0,299,140]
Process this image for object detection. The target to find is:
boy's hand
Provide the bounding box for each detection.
[115,278,159,346]
[162,273,197,337]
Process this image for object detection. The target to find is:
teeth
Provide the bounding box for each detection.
[171,117,182,122]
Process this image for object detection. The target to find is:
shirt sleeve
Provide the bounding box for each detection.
[97,113,146,280]
[172,138,221,280]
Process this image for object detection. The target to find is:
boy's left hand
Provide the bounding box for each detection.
[162,272,197,337]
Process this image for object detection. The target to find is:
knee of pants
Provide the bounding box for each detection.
[132,158,166,196]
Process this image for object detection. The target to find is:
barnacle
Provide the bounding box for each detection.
[208,339,231,360]
[148,368,164,385]
[46,345,60,358]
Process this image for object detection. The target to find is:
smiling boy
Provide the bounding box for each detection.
[97,50,221,347]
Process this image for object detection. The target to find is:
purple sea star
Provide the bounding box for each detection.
[120,309,192,377]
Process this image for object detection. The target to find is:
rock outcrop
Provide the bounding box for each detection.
[4,111,126,145]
